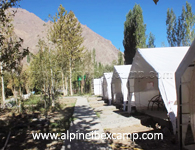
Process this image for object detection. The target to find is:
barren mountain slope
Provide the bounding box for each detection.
[8,8,119,64]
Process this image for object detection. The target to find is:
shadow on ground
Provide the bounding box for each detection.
[62,104,111,150]
[133,129,179,150]
[96,98,180,150]
[0,103,75,150]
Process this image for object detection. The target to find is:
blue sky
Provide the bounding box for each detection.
[17,0,195,52]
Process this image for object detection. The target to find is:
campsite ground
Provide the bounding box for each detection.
[0,95,179,150]
[88,96,179,150]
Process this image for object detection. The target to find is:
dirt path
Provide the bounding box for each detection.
[60,96,179,150]
[61,96,111,150]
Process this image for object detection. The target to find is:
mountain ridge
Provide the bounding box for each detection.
[8,8,120,65]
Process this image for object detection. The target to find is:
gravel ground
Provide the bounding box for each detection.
[88,96,179,150]
[88,97,142,129]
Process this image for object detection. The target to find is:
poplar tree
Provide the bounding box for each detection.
[117,51,124,65]
[123,4,146,64]
[147,32,156,48]
[30,39,54,111]
[49,5,84,96]
[182,2,195,46]
[66,10,84,95]
[166,2,195,46]
[48,5,69,96]
[166,8,177,46]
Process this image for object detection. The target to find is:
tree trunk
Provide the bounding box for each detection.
[48,85,51,106]
[81,79,84,94]
[69,59,73,96]
[43,83,46,96]
[25,84,30,94]
[65,76,68,95]
[1,62,5,104]
[13,86,18,99]
[19,85,22,97]
[61,71,66,96]
[1,74,5,104]
[50,68,54,107]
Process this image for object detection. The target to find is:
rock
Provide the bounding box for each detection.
[50,119,55,123]
[32,118,38,121]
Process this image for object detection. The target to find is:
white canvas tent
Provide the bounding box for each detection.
[93,77,103,96]
[111,65,131,111]
[175,39,195,149]
[102,72,113,105]
[128,47,189,134]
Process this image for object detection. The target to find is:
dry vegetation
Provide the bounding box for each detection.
[0,96,76,150]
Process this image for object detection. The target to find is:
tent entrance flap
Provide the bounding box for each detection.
[111,65,131,111]
[190,65,195,144]
[180,64,195,146]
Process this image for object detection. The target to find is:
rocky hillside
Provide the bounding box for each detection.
[8,8,119,65]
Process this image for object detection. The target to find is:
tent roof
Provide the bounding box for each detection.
[94,78,102,84]
[113,65,131,79]
[137,47,189,73]
[176,41,195,82]
[103,72,113,83]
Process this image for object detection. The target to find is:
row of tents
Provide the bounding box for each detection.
[93,40,195,149]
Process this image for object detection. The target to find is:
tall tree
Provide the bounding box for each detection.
[147,32,156,48]
[30,39,54,111]
[0,0,29,104]
[48,5,69,96]
[117,51,124,65]
[65,10,84,95]
[166,2,195,47]
[49,5,84,96]
[182,2,195,46]
[123,4,146,64]
[166,8,177,47]
[77,51,93,94]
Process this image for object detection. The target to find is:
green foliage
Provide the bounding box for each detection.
[117,51,124,65]
[0,0,29,73]
[30,39,53,94]
[166,8,177,46]
[23,95,40,105]
[0,0,29,103]
[123,4,146,64]
[91,49,117,78]
[27,53,32,63]
[166,2,195,46]
[95,111,100,118]
[182,2,195,46]
[94,62,104,78]
[147,32,156,48]
[49,5,84,96]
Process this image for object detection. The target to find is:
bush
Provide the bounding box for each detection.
[23,95,40,105]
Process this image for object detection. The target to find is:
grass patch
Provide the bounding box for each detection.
[23,95,40,105]
[95,111,100,118]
